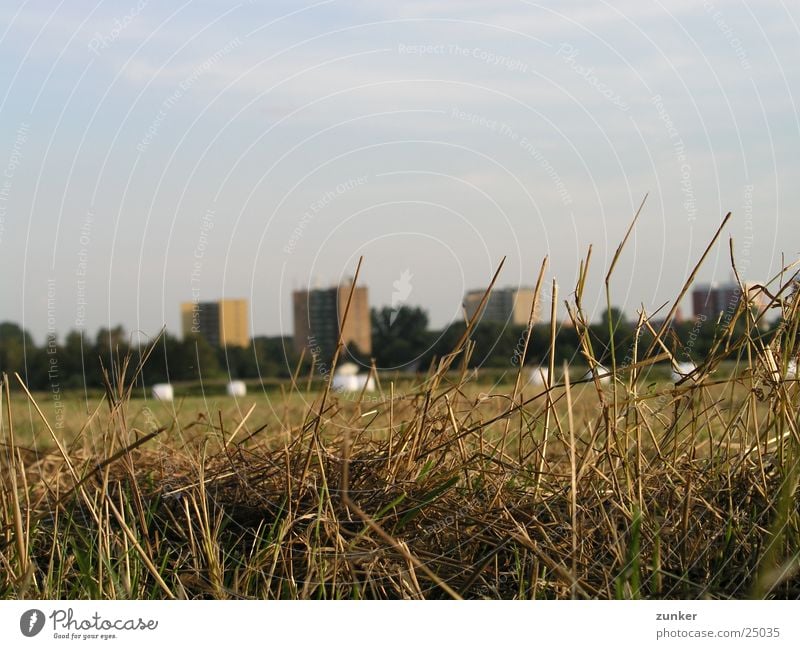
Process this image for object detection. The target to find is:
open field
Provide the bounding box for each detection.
[2,249,800,600]
[0,359,748,448]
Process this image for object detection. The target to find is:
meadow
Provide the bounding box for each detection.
[2,228,800,600]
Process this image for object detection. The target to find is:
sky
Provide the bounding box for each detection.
[1,0,799,344]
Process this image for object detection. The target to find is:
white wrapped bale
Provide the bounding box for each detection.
[332,372,359,392]
[151,383,174,401]
[764,350,798,382]
[583,364,611,385]
[353,374,376,392]
[332,365,375,393]
[527,366,550,387]
[336,362,359,376]
[671,361,697,382]
[227,380,247,397]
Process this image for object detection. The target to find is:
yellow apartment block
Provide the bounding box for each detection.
[181,298,249,347]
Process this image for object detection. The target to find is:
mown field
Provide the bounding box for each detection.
[2,245,800,600]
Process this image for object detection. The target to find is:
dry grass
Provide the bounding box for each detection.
[2,222,800,600]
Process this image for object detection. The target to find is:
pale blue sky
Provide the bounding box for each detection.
[1,0,798,343]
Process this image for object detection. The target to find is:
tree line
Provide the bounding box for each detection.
[0,322,296,391]
[367,305,765,371]
[0,304,774,392]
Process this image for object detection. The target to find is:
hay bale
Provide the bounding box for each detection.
[671,361,697,382]
[332,364,375,392]
[151,383,174,401]
[527,365,550,387]
[583,364,610,385]
[353,374,376,391]
[332,373,359,392]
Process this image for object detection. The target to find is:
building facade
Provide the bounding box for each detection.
[463,287,538,326]
[293,284,371,362]
[181,299,249,347]
[691,281,766,322]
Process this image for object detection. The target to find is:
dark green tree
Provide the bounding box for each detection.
[0,322,34,376]
[371,306,432,370]
[179,334,222,381]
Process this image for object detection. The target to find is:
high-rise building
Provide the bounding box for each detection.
[463,287,539,326]
[293,283,371,362]
[181,299,249,347]
[692,281,767,322]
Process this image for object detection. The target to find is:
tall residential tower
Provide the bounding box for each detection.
[691,281,767,322]
[181,298,249,347]
[462,286,539,326]
[292,283,371,362]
